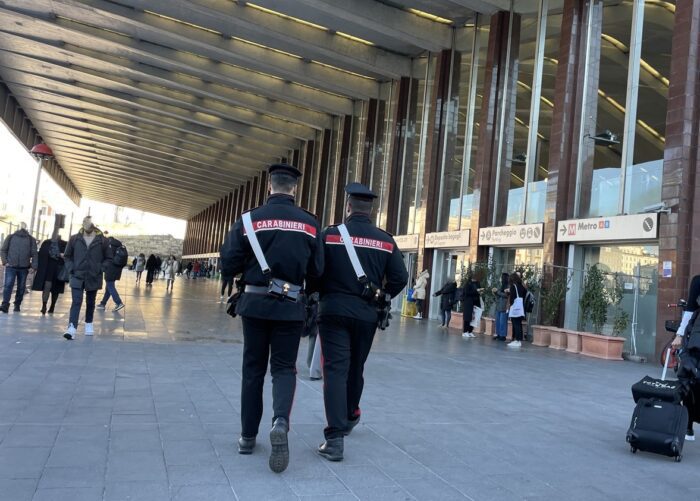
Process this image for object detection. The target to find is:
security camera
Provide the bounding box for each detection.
[641,202,670,214]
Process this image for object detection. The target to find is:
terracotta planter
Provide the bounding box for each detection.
[579,332,624,361]
[565,330,582,354]
[449,312,462,331]
[548,328,567,350]
[482,317,494,336]
[531,325,551,347]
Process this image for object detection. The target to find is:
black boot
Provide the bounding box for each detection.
[318,437,344,462]
[269,418,289,473]
[41,302,47,315]
[0,303,8,313]
[237,436,256,455]
[48,295,57,314]
[13,304,20,312]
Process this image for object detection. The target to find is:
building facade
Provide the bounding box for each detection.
[182,0,699,360]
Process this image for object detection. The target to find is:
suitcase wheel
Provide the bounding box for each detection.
[630,446,637,454]
[675,455,682,463]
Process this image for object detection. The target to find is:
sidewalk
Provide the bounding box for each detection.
[0,271,697,500]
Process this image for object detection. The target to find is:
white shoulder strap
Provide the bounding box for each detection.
[337,224,367,281]
[242,212,270,274]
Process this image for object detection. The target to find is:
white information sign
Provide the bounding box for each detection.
[393,234,419,251]
[557,213,658,243]
[478,223,544,247]
[424,229,471,249]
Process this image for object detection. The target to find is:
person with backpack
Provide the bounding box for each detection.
[433,280,457,329]
[97,231,126,312]
[0,222,39,313]
[507,272,528,348]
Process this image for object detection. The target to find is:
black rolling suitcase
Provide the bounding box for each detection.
[627,349,688,462]
[627,398,687,462]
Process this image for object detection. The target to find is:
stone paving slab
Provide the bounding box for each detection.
[0,272,698,500]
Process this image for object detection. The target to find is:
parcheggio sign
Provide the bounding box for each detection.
[557,213,658,243]
[478,223,544,246]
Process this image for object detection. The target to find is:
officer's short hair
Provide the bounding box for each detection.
[270,172,297,193]
[348,195,373,214]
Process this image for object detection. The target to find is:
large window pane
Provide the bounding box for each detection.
[623,0,674,214]
[581,1,633,218]
[376,85,397,230]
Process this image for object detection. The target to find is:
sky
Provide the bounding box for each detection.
[0,121,186,240]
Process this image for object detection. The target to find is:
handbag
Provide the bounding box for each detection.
[470,305,483,329]
[509,286,525,318]
[56,264,70,283]
[407,288,415,302]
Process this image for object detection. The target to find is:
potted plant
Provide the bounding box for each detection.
[532,268,569,348]
[578,266,625,360]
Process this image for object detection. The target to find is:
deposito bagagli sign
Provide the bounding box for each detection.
[557,213,658,243]
[424,229,471,249]
[478,223,544,246]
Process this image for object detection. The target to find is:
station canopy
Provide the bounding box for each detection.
[0,0,538,219]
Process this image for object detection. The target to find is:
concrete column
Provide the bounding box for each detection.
[656,0,700,356]
[360,99,378,186]
[385,77,412,234]
[315,129,332,222]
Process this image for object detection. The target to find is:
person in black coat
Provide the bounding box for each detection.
[145,254,158,286]
[97,232,125,312]
[434,280,457,329]
[31,232,67,315]
[62,217,112,339]
[461,275,482,338]
[674,275,700,441]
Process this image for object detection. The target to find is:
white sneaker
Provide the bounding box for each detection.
[63,324,77,340]
[686,432,696,442]
[220,296,226,304]
[413,314,422,319]
[84,323,94,336]
[507,340,522,348]
[462,332,473,338]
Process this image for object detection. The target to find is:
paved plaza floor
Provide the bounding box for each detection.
[0,271,699,500]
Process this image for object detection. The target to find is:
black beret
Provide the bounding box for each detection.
[268,163,302,178]
[345,182,377,200]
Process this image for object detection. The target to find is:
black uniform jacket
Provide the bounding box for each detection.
[220,194,324,321]
[314,213,408,323]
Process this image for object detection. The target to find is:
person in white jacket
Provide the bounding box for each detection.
[412,269,429,319]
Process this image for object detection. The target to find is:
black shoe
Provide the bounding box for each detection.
[47,307,55,314]
[0,304,8,313]
[317,438,344,462]
[269,418,289,473]
[310,376,322,381]
[41,303,47,315]
[13,305,20,312]
[344,416,360,436]
[238,436,256,455]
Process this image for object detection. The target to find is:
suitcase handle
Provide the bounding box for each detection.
[662,347,671,381]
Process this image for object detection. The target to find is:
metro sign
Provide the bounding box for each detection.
[557,214,658,243]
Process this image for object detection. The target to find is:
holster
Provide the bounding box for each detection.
[267,277,302,302]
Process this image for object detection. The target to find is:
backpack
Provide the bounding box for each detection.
[113,245,129,267]
[524,290,536,314]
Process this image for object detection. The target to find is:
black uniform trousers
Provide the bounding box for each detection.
[319,315,377,439]
[240,316,303,438]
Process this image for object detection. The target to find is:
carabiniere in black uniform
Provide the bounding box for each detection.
[312,182,408,462]
[220,163,323,473]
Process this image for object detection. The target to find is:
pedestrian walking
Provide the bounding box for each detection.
[312,183,408,462]
[220,163,323,473]
[134,253,146,284]
[192,260,200,279]
[0,222,38,313]
[145,254,158,286]
[97,231,126,312]
[507,273,527,348]
[492,273,510,341]
[31,228,67,315]
[164,255,176,292]
[461,273,482,338]
[433,280,457,328]
[412,269,429,319]
[185,261,192,279]
[62,217,112,339]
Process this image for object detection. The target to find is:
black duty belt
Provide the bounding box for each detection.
[244,280,302,303]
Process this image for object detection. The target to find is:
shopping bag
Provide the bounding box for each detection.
[470,306,483,330]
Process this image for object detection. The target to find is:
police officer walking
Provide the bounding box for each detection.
[220,164,323,473]
[313,183,408,461]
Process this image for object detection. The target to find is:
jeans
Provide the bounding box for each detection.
[441,308,452,326]
[100,281,122,306]
[2,267,28,307]
[495,311,508,338]
[69,287,97,327]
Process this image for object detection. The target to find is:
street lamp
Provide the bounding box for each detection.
[29,142,54,237]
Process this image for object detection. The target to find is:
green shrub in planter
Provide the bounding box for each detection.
[580,264,608,334]
[541,269,571,327]
[609,273,630,337]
